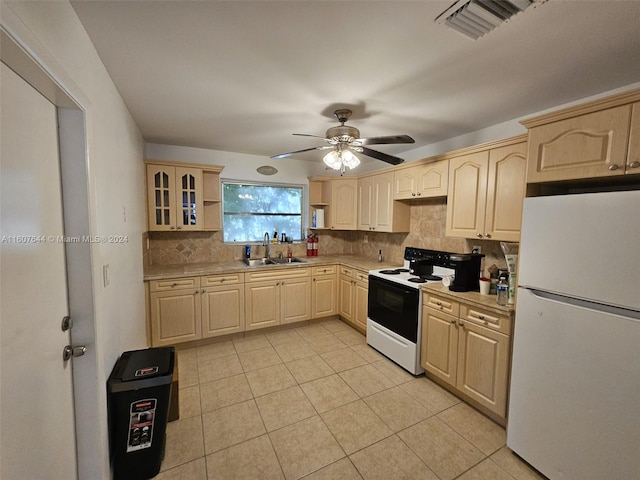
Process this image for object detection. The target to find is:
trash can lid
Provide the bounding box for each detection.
[120,347,174,382]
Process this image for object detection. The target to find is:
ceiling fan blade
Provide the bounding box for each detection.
[357,135,415,145]
[360,146,405,165]
[270,145,331,159]
[292,133,328,140]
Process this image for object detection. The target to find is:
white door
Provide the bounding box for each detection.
[1,63,78,478]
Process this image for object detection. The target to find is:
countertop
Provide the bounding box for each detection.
[144,256,517,315]
[143,254,400,281]
[422,283,515,317]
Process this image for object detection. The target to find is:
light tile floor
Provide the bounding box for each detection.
[156,319,546,480]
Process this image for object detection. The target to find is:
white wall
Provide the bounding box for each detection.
[2,1,147,478]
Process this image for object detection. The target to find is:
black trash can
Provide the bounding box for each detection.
[107,347,175,480]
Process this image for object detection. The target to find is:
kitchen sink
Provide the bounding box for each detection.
[270,257,306,264]
[242,258,275,267]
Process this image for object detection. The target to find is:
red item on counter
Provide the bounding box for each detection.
[312,234,318,256]
[306,235,313,256]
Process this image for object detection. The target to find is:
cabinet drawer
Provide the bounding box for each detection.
[246,267,310,283]
[202,273,244,286]
[149,276,200,292]
[460,304,511,335]
[312,264,337,276]
[354,269,369,284]
[339,266,356,279]
[423,293,459,316]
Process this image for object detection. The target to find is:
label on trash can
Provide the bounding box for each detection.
[126,399,156,453]
[134,366,159,377]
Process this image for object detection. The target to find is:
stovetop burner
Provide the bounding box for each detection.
[407,277,427,283]
[379,269,406,275]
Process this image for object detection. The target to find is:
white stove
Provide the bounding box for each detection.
[366,247,455,375]
[368,264,454,289]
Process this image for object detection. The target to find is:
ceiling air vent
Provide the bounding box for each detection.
[435,0,547,40]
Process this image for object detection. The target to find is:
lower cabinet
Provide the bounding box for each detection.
[311,265,338,318]
[245,267,312,331]
[421,292,512,424]
[149,280,202,346]
[201,283,245,338]
[149,273,245,346]
[147,263,360,345]
[338,266,369,333]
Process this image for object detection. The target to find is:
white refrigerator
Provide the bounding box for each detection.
[507,190,640,480]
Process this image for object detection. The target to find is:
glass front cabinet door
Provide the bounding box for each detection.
[146,164,203,231]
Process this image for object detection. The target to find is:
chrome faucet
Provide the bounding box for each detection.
[263,232,271,259]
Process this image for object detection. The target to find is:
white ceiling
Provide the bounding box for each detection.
[71,0,640,166]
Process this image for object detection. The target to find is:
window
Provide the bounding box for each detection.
[222,182,304,243]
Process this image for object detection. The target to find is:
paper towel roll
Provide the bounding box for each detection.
[315,209,325,228]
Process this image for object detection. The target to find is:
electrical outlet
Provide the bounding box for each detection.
[363,234,368,243]
[472,245,481,254]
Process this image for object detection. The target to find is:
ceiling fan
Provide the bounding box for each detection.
[271,109,415,173]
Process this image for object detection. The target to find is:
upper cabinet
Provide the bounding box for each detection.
[446,137,527,241]
[326,177,358,230]
[145,161,223,232]
[523,90,640,183]
[358,171,410,232]
[393,160,449,200]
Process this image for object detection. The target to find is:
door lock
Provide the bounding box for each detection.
[63,345,87,362]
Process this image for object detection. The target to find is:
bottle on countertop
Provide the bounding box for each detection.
[496,276,508,306]
[273,227,278,244]
[378,249,383,262]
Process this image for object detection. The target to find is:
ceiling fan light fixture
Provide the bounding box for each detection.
[323,149,360,171]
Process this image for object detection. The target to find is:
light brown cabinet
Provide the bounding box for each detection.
[148,274,245,346]
[145,161,223,232]
[393,160,449,200]
[327,178,358,230]
[149,277,202,346]
[421,292,512,424]
[446,138,527,241]
[524,94,640,183]
[201,274,245,338]
[338,266,368,333]
[311,265,338,318]
[358,171,410,232]
[245,268,312,330]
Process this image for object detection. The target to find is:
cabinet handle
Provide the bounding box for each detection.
[436,301,442,306]
[176,226,182,230]
[313,278,316,282]
[450,319,456,324]
[608,164,620,171]
[195,290,199,295]
[412,193,416,197]
[458,320,464,327]
[171,282,178,287]
[201,289,205,294]
[476,233,483,238]
[220,278,225,283]
[629,161,640,169]
[170,226,176,230]
[478,315,485,320]
[484,233,491,239]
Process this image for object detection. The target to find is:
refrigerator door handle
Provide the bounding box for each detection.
[527,288,640,323]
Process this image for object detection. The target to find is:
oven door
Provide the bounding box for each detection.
[367,275,420,343]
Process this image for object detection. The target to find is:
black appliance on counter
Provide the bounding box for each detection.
[447,253,484,292]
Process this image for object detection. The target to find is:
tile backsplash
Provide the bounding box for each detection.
[146,198,508,275]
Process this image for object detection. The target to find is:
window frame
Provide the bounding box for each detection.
[221,179,307,244]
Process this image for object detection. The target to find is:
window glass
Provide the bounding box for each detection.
[222,182,304,242]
